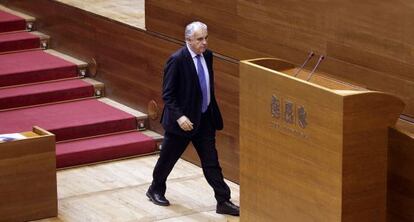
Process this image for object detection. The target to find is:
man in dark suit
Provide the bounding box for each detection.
[146,21,239,216]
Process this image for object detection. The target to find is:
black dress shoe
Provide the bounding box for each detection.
[146,189,170,206]
[216,200,239,216]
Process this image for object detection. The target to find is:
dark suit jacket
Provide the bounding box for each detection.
[160,46,223,137]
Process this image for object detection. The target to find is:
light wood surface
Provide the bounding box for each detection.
[53,0,145,29]
[32,155,240,222]
[0,127,57,222]
[239,59,404,222]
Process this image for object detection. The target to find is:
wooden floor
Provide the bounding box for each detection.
[35,155,240,222]
[55,0,145,29]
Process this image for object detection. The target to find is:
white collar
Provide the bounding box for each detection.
[186,43,203,59]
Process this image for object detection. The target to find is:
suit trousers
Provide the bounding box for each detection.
[151,109,231,203]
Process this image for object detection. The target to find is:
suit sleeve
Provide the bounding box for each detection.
[162,56,183,121]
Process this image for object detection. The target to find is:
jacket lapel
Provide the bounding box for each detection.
[183,47,198,77]
[184,47,203,92]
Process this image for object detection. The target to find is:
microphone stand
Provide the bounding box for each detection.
[294,51,314,77]
[306,55,324,81]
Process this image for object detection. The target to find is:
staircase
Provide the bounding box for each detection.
[0,5,162,168]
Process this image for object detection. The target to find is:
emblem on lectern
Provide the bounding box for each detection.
[270,94,308,139]
[298,106,307,128]
[284,101,294,124]
[271,95,281,118]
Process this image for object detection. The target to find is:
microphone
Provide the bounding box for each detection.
[306,55,324,81]
[294,51,314,77]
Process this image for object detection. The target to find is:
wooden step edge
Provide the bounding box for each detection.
[44,49,88,77]
[142,129,164,151]
[82,78,105,97]
[141,130,163,142]
[0,5,35,22]
[31,31,50,40]
[98,97,148,120]
[98,97,148,130]
[31,31,50,49]
[44,49,87,68]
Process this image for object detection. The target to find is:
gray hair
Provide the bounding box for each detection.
[185,21,207,41]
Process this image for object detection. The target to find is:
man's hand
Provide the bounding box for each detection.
[177,115,194,131]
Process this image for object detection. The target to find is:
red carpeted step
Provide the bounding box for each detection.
[0,50,78,87]
[0,79,95,110]
[56,131,156,168]
[0,98,137,141]
[0,31,40,52]
[0,10,26,32]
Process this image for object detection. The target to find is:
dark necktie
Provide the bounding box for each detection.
[196,55,208,113]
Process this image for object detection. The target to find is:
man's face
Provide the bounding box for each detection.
[187,28,208,55]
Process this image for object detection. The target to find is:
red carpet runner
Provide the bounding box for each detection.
[0,10,26,32]
[0,31,40,52]
[0,7,157,168]
[0,99,137,141]
[0,79,94,109]
[0,50,78,87]
[57,131,156,168]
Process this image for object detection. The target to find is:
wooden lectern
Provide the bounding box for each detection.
[239,58,404,222]
[0,126,57,222]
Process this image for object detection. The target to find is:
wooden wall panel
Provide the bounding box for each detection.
[146,0,414,117]
[1,0,240,182]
